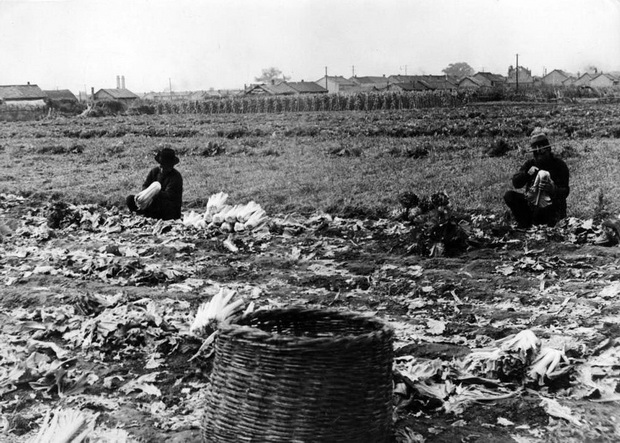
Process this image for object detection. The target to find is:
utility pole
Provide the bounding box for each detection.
[515,54,519,93]
[169,78,173,101]
[325,66,328,91]
[405,65,408,75]
[352,65,355,77]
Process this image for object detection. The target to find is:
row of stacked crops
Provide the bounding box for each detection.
[136,87,618,116]
[140,90,474,115]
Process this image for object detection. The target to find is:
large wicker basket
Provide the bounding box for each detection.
[201,307,394,443]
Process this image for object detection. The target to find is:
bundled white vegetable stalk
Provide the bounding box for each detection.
[190,287,245,335]
[182,192,269,232]
[528,347,570,385]
[205,192,229,219]
[31,408,97,443]
[497,329,541,359]
[135,181,161,210]
[189,288,252,361]
[462,329,543,381]
[182,210,207,228]
[528,170,553,208]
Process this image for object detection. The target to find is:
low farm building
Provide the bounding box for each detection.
[573,73,594,87]
[244,81,327,95]
[44,89,78,102]
[589,73,619,88]
[541,69,572,86]
[385,80,434,92]
[457,77,483,89]
[472,72,505,88]
[93,88,139,104]
[0,84,47,107]
[506,66,535,88]
[349,76,390,90]
[314,76,358,94]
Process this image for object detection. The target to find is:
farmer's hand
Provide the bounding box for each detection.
[528,166,540,176]
[538,181,555,194]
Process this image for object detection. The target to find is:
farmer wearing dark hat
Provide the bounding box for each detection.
[126,147,183,220]
[504,133,570,229]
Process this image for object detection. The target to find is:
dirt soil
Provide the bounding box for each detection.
[1,194,620,442]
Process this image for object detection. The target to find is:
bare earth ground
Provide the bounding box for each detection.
[1,193,620,442]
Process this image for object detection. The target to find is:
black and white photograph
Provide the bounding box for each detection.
[1,0,620,441]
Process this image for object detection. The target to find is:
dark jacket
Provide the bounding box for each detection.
[511,154,569,218]
[141,166,183,220]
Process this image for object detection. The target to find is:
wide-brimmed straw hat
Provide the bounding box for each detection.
[529,133,552,152]
[155,147,180,165]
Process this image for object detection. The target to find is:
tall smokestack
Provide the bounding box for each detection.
[116,76,120,89]
[121,76,125,89]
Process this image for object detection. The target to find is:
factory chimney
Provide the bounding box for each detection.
[121,76,125,89]
[116,75,120,89]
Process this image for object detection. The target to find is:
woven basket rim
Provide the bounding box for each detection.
[217,306,394,345]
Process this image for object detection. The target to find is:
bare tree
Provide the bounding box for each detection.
[255,67,290,83]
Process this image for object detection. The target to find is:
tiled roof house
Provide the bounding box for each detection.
[573,73,594,87]
[0,84,47,105]
[94,88,139,101]
[44,89,78,102]
[314,76,358,94]
[457,77,483,89]
[349,76,390,90]
[506,66,534,87]
[589,73,619,88]
[472,72,506,87]
[386,80,434,92]
[541,69,572,86]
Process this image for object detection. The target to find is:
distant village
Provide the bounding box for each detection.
[0,66,619,109]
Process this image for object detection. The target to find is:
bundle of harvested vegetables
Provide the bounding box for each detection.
[135,181,161,210]
[190,288,245,335]
[31,408,97,443]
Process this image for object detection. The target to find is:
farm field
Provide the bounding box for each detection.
[1,103,620,442]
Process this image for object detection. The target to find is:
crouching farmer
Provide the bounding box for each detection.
[127,147,183,220]
[504,133,569,229]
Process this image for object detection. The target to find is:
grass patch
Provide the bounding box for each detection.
[0,108,618,219]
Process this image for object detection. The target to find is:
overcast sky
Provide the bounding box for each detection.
[1,0,619,94]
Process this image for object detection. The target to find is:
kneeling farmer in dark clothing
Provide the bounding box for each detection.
[127,147,183,220]
[504,133,569,229]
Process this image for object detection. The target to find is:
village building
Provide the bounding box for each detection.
[385,80,434,92]
[314,76,358,94]
[93,88,139,105]
[93,76,139,105]
[388,75,457,90]
[0,84,47,107]
[286,81,328,94]
[562,77,577,87]
[541,69,572,86]
[573,73,594,87]
[143,91,197,101]
[423,76,458,90]
[244,81,327,95]
[349,76,390,90]
[44,89,78,102]
[457,77,483,89]
[243,82,295,95]
[472,72,506,88]
[506,66,535,88]
[387,75,420,84]
[589,73,619,88]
